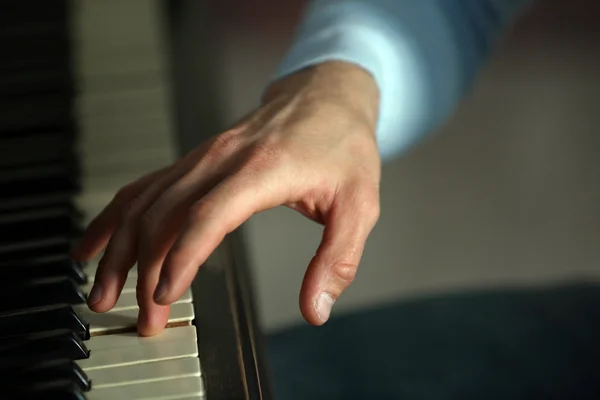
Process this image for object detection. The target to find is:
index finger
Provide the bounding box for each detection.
[153,173,285,306]
[71,167,169,261]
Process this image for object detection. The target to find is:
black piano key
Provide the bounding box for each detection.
[0,238,72,263]
[0,304,90,340]
[17,379,87,400]
[0,92,72,132]
[0,203,78,222]
[0,35,70,70]
[0,60,71,88]
[0,160,80,202]
[0,7,70,59]
[0,122,76,141]
[0,0,88,390]
[0,277,86,313]
[0,206,82,247]
[0,20,67,38]
[0,358,91,392]
[0,70,73,98]
[0,194,76,213]
[0,255,87,284]
[0,0,69,25]
[0,130,74,168]
[0,329,90,360]
[0,230,81,253]
[0,158,78,181]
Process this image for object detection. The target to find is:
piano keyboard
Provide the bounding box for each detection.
[0,0,205,398]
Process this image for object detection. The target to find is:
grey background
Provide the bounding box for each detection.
[208,0,600,331]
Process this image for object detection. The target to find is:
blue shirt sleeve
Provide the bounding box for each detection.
[273,0,534,160]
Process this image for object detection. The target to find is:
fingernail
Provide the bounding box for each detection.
[315,292,336,323]
[153,279,169,303]
[87,283,103,306]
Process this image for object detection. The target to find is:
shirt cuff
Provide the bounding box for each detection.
[274,1,437,161]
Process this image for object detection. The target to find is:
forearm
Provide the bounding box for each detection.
[273,0,534,160]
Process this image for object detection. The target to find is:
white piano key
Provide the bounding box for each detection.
[83,148,175,170]
[110,291,143,310]
[79,68,165,95]
[80,116,172,145]
[82,172,168,196]
[84,274,192,301]
[79,88,171,120]
[79,117,173,149]
[165,398,205,400]
[86,263,138,280]
[121,277,137,293]
[86,325,197,352]
[75,0,204,396]
[110,289,192,311]
[77,333,198,370]
[82,276,137,294]
[78,288,193,312]
[86,376,205,400]
[79,302,194,335]
[77,0,166,76]
[86,357,201,389]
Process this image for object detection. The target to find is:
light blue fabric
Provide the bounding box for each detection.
[274,0,534,160]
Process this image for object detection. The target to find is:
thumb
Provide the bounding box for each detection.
[299,186,380,325]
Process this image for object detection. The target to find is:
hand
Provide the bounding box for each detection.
[71,61,382,336]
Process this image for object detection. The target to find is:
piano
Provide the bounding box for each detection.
[0,0,272,399]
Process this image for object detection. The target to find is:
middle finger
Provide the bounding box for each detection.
[135,144,238,336]
[88,158,193,312]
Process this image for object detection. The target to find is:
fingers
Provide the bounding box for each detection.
[136,245,172,336]
[152,172,282,307]
[88,141,225,313]
[77,140,215,268]
[87,165,187,313]
[71,167,168,261]
[299,185,380,326]
[135,159,231,336]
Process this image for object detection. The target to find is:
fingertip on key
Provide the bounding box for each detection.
[137,306,170,337]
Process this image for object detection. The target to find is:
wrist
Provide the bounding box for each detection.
[263,61,380,133]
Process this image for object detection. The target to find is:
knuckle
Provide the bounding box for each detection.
[330,262,359,287]
[122,194,144,223]
[188,198,214,222]
[112,184,135,205]
[244,141,282,172]
[139,210,159,239]
[353,183,381,225]
[362,195,381,224]
[206,131,240,159]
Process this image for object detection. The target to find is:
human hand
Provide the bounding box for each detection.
[71,61,382,336]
